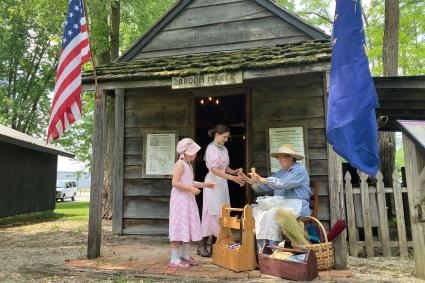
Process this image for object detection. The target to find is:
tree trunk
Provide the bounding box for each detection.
[102,96,115,219]
[383,0,399,77]
[379,0,399,187]
[110,0,120,60]
[101,1,120,219]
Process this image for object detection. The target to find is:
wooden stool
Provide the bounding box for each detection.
[212,204,257,272]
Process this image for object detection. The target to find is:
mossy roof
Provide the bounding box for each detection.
[82,40,331,84]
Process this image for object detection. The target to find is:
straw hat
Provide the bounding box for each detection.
[270,144,304,160]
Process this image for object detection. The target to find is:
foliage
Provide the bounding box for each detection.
[56,92,95,170]
[276,0,297,12]
[0,201,89,226]
[0,0,424,172]
[56,0,176,171]
[0,0,66,137]
[395,144,405,172]
[358,0,424,76]
[120,0,176,51]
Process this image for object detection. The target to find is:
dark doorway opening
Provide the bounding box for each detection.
[194,93,246,213]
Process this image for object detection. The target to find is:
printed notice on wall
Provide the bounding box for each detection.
[145,133,176,177]
[268,127,306,173]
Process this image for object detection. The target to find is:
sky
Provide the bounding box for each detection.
[57,156,87,172]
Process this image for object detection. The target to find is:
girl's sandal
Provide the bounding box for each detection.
[181,256,199,266]
[167,260,190,269]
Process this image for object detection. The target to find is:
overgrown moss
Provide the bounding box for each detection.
[83,40,331,83]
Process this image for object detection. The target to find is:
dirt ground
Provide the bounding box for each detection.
[1,220,425,283]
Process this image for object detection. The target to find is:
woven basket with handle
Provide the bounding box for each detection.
[298,216,333,271]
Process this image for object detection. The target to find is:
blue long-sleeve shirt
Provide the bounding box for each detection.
[253,162,312,216]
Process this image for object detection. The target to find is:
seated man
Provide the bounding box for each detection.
[240,144,312,248]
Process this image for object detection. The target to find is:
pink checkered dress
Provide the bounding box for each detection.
[169,159,202,242]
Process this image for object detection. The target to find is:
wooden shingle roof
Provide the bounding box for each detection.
[83,40,331,83]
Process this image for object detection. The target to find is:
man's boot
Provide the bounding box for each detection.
[197,236,210,257]
[210,236,217,255]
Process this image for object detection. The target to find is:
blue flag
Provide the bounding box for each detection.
[327,0,380,177]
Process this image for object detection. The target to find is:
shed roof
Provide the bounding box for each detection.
[83,40,331,84]
[397,120,425,154]
[0,124,74,158]
[374,76,425,131]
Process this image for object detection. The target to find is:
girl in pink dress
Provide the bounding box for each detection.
[168,138,215,269]
[198,124,245,257]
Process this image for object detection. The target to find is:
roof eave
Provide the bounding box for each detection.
[0,135,75,158]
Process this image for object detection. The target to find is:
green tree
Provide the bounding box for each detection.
[56,0,176,218]
[0,0,66,137]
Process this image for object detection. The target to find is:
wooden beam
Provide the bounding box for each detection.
[82,62,331,91]
[87,90,106,259]
[374,77,425,89]
[82,80,171,92]
[322,70,348,268]
[112,89,125,235]
[403,134,425,279]
[327,145,348,268]
[243,62,330,81]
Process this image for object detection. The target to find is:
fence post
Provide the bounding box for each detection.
[376,171,391,256]
[403,134,425,279]
[360,172,374,257]
[327,145,348,268]
[393,170,408,257]
[344,172,357,256]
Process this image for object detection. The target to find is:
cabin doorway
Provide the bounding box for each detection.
[194,92,248,212]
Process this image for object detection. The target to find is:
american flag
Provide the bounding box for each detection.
[47,0,90,141]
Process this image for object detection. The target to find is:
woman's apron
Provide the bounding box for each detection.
[203,172,230,216]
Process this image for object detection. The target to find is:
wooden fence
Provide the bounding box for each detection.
[344,170,412,257]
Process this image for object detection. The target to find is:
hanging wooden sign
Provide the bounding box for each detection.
[172,71,243,89]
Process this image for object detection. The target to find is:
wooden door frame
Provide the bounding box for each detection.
[190,86,252,205]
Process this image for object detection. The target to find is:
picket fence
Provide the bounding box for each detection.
[344,170,412,257]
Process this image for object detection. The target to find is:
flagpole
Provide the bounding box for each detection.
[82,0,100,100]
[81,0,104,260]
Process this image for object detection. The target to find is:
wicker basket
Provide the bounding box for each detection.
[299,216,334,271]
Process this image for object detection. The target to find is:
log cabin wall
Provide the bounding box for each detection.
[133,0,313,59]
[250,72,330,225]
[122,88,192,235]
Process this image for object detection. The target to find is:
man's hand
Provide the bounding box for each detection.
[248,172,267,183]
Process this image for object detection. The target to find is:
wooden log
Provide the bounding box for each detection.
[327,145,347,268]
[122,219,169,235]
[376,171,391,257]
[124,178,172,197]
[403,134,425,279]
[359,172,374,257]
[392,170,408,257]
[188,0,248,8]
[87,91,106,259]
[123,197,170,219]
[142,16,306,52]
[344,172,358,257]
[112,90,125,235]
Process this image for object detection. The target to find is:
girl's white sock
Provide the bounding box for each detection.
[170,248,181,264]
[181,242,190,260]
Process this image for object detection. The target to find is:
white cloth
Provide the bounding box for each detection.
[253,197,303,241]
[203,172,230,216]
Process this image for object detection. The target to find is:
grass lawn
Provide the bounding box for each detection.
[0,201,89,226]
